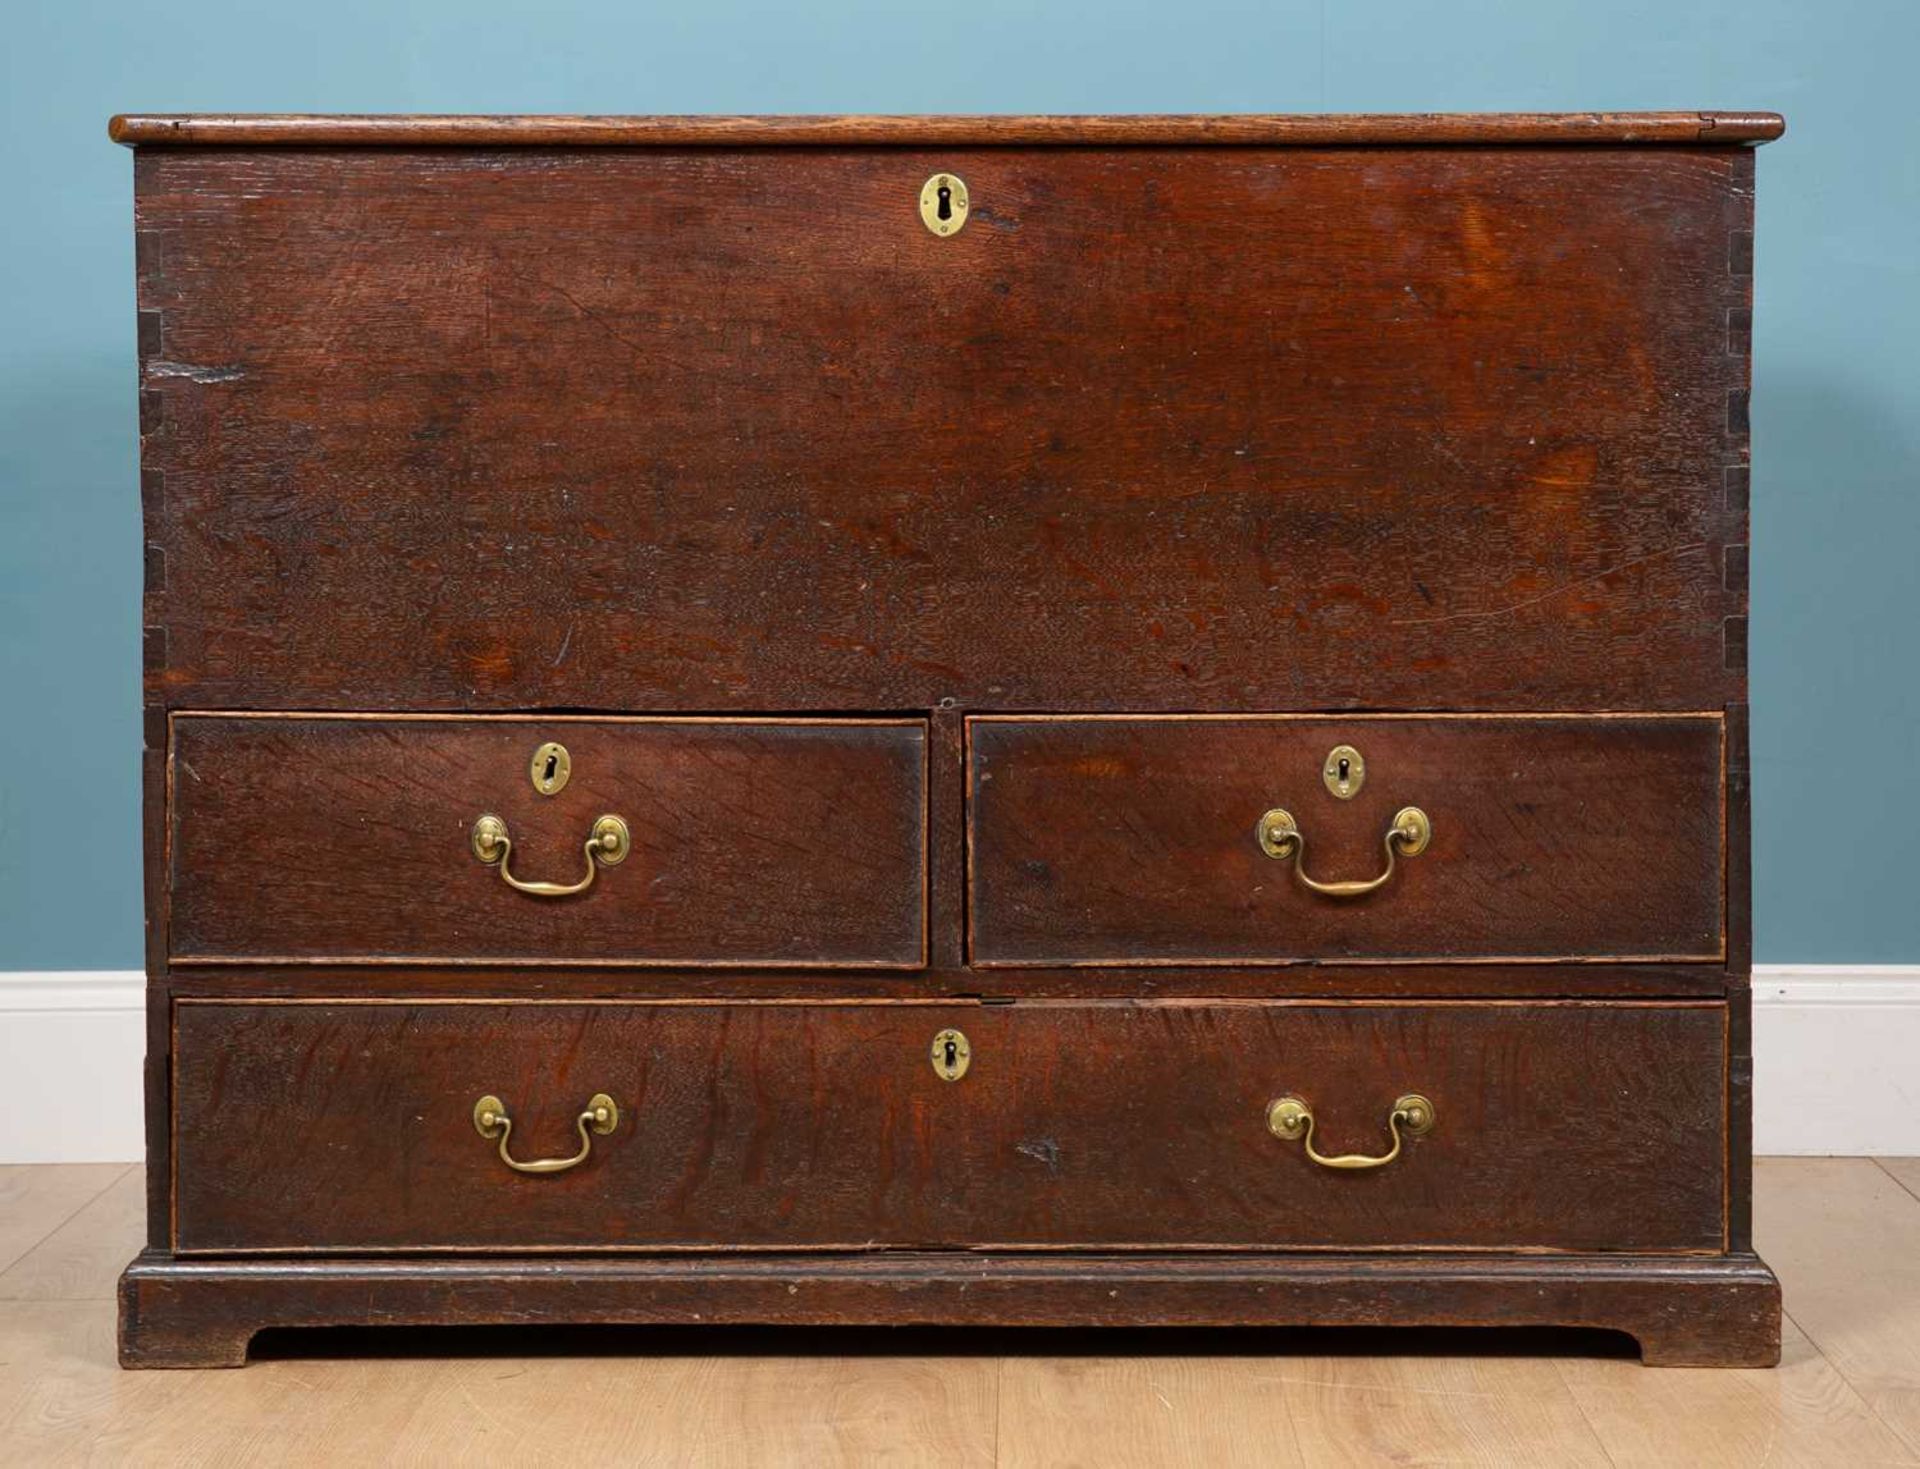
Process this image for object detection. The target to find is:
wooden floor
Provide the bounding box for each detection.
[1,1160,1916,1465]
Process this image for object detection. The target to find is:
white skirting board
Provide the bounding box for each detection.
[0,973,148,1165]
[0,967,1914,1163]
[1749,966,1920,1157]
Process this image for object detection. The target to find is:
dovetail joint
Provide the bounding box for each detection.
[1722,544,1748,594]
[1723,616,1748,673]
[1725,389,1750,441]
[1727,230,1754,278]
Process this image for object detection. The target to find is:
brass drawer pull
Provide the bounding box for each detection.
[1256,806,1431,898]
[1267,1093,1435,1170]
[470,813,630,897]
[472,1092,619,1175]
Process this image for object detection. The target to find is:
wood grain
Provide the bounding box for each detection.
[168,999,1727,1254]
[116,1251,1779,1369]
[29,1158,1920,1459]
[1883,1157,1920,1204]
[998,1345,1620,1466]
[1261,1351,1611,1466]
[997,1355,1312,1467]
[167,715,927,967]
[7,1271,991,1465]
[0,1167,144,1302]
[1556,1315,1917,1467]
[0,1165,129,1274]
[135,144,1751,715]
[160,959,1735,1002]
[1756,1158,1920,1454]
[968,715,1724,964]
[19,1298,957,1468]
[109,111,1787,148]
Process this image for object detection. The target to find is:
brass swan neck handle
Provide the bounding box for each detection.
[472,1093,619,1175]
[1267,1093,1435,1170]
[471,813,630,897]
[1256,806,1431,898]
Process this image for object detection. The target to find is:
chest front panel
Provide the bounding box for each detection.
[137,145,1749,715]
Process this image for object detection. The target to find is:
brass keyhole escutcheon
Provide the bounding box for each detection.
[919,173,969,236]
[530,741,571,796]
[931,1028,971,1082]
[1322,744,1365,799]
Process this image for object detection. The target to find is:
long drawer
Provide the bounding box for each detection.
[170,999,1727,1254]
[968,714,1725,965]
[167,715,927,966]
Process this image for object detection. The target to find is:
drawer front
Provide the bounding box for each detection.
[171,999,1726,1254]
[137,145,1746,715]
[167,716,926,966]
[968,715,1723,966]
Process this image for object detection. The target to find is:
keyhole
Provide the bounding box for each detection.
[936,184,953,221]
[1337,757,1351,786]
[943,1037,959,1070]
[542,753,559,786]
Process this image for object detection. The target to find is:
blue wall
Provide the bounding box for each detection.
[2,1,1913,968]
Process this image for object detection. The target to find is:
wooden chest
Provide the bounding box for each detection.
[112,110,1784,1368]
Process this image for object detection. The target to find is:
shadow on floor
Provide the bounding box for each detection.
[250,1322,1641,1363]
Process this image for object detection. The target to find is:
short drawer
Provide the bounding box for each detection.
[171,998,1726,1254]
[967,714,1724,966]
[167,715,926,966]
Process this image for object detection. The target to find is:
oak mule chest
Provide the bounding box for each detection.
[113,111,1784,1368]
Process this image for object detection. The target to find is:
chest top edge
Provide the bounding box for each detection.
[108,111,1786,150]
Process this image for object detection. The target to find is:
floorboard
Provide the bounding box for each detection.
[1754,1157,1920,1457]
[2,1159,1918,1466]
